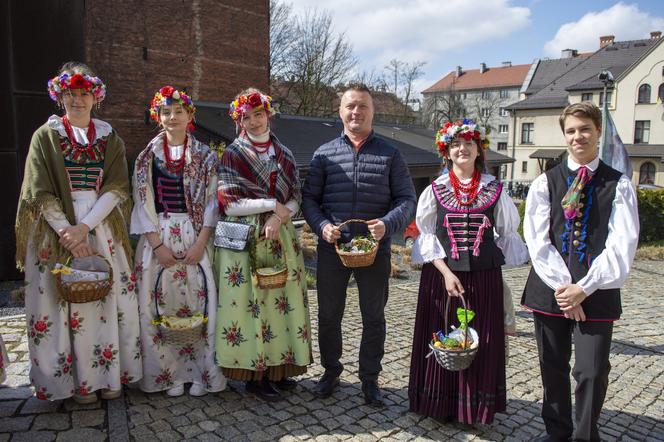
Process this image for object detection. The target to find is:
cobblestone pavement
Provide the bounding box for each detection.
[1,261,663,441]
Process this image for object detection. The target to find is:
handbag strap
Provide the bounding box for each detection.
[153,263,208,323]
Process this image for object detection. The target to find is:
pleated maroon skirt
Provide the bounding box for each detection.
[408,263,506,424]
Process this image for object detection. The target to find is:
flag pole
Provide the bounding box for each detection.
[598,70,614,161]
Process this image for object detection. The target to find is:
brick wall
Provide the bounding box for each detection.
[84,0,269,159]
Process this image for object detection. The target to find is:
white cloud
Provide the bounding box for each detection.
[543,2,664,58]
[286,0,531,97]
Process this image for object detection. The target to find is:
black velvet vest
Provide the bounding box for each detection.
[434,179,505,272]
[152,157,186,214]
[521,161,623,319]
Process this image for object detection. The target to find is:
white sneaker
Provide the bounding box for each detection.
[189,384,207,397]
[166,384,184,397]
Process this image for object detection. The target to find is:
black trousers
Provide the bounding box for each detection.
[533,313,613,442]
[316,246,391,382]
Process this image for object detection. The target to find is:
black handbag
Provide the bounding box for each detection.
[214,220,254,251]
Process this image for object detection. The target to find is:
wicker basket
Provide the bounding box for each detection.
[334,219,378,268]
[154,263,208,347]
[54,254,113,303]
[429,293,479,371]
[255,239,288,289]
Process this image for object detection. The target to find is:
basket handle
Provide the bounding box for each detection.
[153,262,208,323]
[333,219,375,251]
[253,236,288,275]
[444,292,470,349]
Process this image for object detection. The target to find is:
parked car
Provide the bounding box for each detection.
[403,220,420,248]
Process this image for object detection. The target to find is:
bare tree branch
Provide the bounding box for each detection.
[269,0,295,80]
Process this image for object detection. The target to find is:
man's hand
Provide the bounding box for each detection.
[322,223,341,244]
[563,304,587,322]
[555,283,588,312]
[366,219,386,241]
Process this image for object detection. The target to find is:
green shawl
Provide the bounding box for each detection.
[15,122,133,270]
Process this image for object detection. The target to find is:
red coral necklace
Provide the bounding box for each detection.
[163,134,187,174]
[449,169,481,206]
[62,116,97,160]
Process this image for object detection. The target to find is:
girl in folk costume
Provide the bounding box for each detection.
[15,62,142,403]
[408,119,528,424]
[215,89,312,401]
[131,86,225,397]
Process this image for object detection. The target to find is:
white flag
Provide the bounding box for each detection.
[601,111,632,178]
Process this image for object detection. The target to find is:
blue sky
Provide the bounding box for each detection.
[287,0,664,97]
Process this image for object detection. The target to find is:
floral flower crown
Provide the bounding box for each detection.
[47,72,106,102]
[149,86,195,122]
[435,118,490,158]
[229,92,274,122]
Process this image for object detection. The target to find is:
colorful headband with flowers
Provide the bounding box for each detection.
[229,92,274,122]
[47,72,107,102]
[149,86,195,122]
[435,118,490,157]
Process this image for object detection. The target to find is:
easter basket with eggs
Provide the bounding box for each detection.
[427,293,479,371]
[334,219,378,268]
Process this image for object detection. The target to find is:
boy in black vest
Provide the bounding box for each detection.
[522,102,639,441]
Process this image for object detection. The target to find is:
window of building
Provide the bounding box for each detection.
[499,89,509,98]
[481,108,490,117]
[522,161,528,173]
[521,122,534,144]
[499,107,509,117]
[634,120,650,144]
[461,92,467,99]
[659,83,664,101]
[581,93,593,102]
[497,142,507,151]
[481,91,492,99]
[638,84,651,103]
[599,91,613,106]
[499,124,508,133]
[639,162,656,185]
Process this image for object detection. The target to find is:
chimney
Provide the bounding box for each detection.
[502,61,512,67]
[561,49,578,58]
[480,62,487,74]
[455,66,463,77]
[651,31,662,39]
[600,35,615,48]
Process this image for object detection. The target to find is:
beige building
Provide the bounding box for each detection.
[507,34,664,187]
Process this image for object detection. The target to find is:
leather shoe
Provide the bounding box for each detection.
[361,380,384,407]
[245,379,281,401]
[275,377,297,391]
[314,373,339,398]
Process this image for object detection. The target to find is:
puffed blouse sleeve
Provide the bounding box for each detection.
[494,186,529,266]
[411,184,447,264]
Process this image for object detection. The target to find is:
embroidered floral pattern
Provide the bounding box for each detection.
[35,386,53,401]
[178,345,197,361]
[270,240,283,259]
[297,324,309,343]
[36,247,51,273]
[169,223,183,244]
[225,262,246,287]
[154,368,174,387]
[29,315,53,346]
[76,381,91,396]
[107,238,116,256]
[67,311,84,335]
[250,353,268,371]
[274,294,293,315]
[120,272,137,296]
[91,343,118,373]
[247,299,260,318]
[281,347,296,365]
[222,322,246,347]
[261,320,276,343]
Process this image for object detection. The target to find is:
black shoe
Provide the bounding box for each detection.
[361,380,384,407]
[275,378,297,391]
[532,435,570,442]
[245,379,281,401]
[315,373,339,398]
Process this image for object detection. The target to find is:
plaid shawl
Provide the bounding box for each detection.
[133,132,218,234]
[218,132,300,216]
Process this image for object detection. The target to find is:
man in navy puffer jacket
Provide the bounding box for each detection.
[302,84,416,406]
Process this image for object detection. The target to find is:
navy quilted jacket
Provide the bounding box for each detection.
[302,131,416,254]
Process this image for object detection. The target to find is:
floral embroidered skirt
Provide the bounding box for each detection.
[213,216,312,381]
[408,263,506,424]
[24,190,142,400]
[136,213,226,393]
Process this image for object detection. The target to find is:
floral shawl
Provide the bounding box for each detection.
[133,132,218,234]
[217,132,300,217]
[15,122,132,270]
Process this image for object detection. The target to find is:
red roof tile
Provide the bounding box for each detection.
[423,63,531,93]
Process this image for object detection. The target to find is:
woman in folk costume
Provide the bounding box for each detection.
[408,119,528,424]
[131,86,225,397]
[15,62,142,403]
[215,89,312,401]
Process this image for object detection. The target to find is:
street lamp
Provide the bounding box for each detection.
[598,70,614,160]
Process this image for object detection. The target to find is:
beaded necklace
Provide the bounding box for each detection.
[162,134,187,175]
[448,169,481,206]
[62,116,98,162]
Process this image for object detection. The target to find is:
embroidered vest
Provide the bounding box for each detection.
[521,161,623,319]
[433,179,505,272]
[152,157,186,214]
[60,135,106,192]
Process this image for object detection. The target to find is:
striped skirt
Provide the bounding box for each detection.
[408,263,506,424]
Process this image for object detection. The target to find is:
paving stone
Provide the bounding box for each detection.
[198,420,221,432]
[157,430,183,441]
[0,415,33,431]
[54,428,105,442]
[0,386,33,400]
[32,413,70,430]
[19,397,61,414]
[0,399,22,417]
[10,431,56,442]
[71,409,105,428]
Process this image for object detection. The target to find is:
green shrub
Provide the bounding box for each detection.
[517,200,526,239]
[637,189,664,243]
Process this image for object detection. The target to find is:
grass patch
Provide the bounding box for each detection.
[636,240,664,260]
